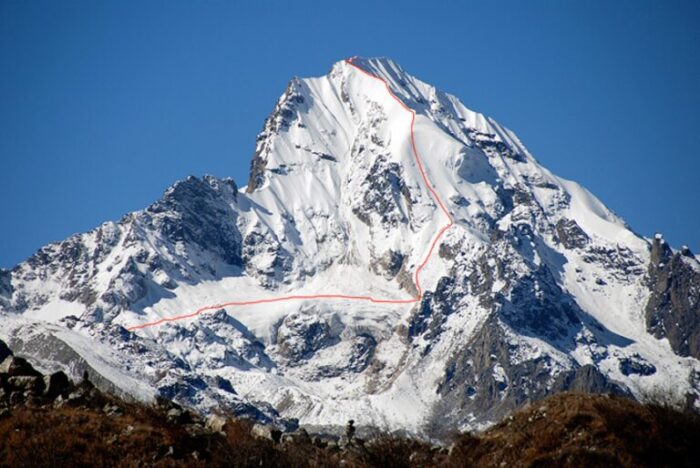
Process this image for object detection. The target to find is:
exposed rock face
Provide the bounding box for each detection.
[247,79,307,192]
[555,218,590,250]
[431,317,627,431]
[146,175,242,267]
[158,309,275,372]
[242,228,294,287]
[618,354,657,377]
[276,312,338,364]
[372,250,406,279]
[0,339,11,363]
[498,264,581,341]
[552,364,627,394]
[351,154,413,228]
[0,339,74,409]
[408,276,456,341]
[645,237,700,359]
[468,129,526,163]
[0,270,12,307]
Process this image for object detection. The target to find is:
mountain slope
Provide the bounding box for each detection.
[1,57,699,434]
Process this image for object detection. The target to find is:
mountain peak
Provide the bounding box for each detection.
[344,56,405,74]
[329,56,403,75]
[3,56,700,437]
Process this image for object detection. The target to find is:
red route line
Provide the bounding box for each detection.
[127,58,455,332]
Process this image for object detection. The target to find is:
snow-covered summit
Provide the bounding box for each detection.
[1,57,699,435]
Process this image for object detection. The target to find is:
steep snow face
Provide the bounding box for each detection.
[242,59,442,293]
[1,57,699,435]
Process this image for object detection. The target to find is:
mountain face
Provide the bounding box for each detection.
[1,57,699,435]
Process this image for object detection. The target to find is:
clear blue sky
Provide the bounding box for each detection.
[1,0,698,268]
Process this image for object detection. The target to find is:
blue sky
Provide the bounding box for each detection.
[1,0,698,268]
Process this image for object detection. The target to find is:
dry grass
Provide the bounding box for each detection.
[0,402,210,467]
[0,392,698,467]
[447,392,700,467]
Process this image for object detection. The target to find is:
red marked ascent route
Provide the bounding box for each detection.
[126,57,455,332]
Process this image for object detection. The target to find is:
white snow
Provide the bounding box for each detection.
[24,299,84,323]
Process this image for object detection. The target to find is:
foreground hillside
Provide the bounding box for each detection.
[2,341,698,467]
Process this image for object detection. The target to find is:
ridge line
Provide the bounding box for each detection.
[126,57,454,332]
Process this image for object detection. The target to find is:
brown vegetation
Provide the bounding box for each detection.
[0,405,438,468]
[1,385,699,467]
[449,392,700,467]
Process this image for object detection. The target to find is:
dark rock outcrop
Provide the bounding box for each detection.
[618,354,657,377]
[555,218,590,249]
[276,313,338,364]
[645,237,700,359]
[1,356,43,378]
[373,249,406,279]
[5,331,136,401]
[0,340,77,409]
[408,276,456,341]
[468,129,526,162]
[429,317,626,435]
[552,364,627,395]
[0,339,11,363]
[8,375,45,394]
[0,269,12,305]
[351,154,413,228]
[247,79,307,192]
[44,371,72,399]
[146,175,243,268]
